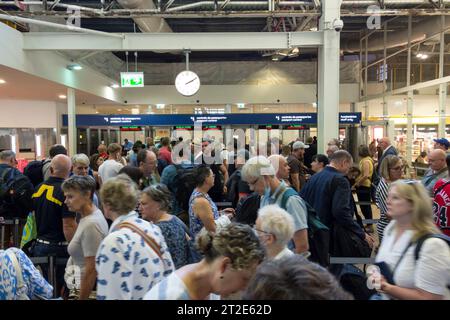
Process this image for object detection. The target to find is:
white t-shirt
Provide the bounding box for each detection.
[98,159,123,183]
[376,221,450,299]
[66,210,108,275]
[144,271,220,300]
[273,247,294,261]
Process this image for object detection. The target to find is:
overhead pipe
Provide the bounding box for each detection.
[116,0,172,32]
[0,13,124,38]
[343,16,450,52]
[341,0,450,5]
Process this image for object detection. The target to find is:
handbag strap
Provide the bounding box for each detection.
[6,250,28,300]
[118,222,163,260]
[391,242,413,277]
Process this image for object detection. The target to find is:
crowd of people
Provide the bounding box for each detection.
[0,134,449,300]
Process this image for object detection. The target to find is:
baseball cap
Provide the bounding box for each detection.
[292,141,310,150]
[434,138,450,149]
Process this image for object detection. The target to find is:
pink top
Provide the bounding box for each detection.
[158,146,172,164]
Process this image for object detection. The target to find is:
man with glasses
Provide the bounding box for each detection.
[242,156,309,255]
[422,149,448,197]
[137,149,159,189]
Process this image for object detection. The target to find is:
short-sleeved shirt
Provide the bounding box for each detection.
[421,167,448,197]
[158,146,172,164]
[376,221,450,299]
[98,160,123,183]
[433,179,450,236]
[155,216,190,270]
[67,209,109,279]
[95,211,174,300]
[33,177,76,243]
[144,271,220,300]
[287,154,301,174]
[260,180,308,232]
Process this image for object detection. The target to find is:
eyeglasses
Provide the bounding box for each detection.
[390,166,404,171]
[253,227,273,236]
[247,177,260,186]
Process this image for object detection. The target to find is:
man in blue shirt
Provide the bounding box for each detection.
[241,156,309,255]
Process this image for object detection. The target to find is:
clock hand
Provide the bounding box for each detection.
[185,77,198,85]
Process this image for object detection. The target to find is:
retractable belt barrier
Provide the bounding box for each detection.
[0,218,26,249]
[30,255,69,298]
[329,257,376,265]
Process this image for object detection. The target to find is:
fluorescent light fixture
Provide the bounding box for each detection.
[237,103,246,109]
[272,57,279,61]
[59,94,67,99]
[291,47,300,54]
[61,135,67,148]
[67,63,82,71]
[0,79,6,84]
[310,27,318,31]
[10,135,16,153]
[110,83,120,89]
[421,54,428,59]
[131,108,140,115]
[312,102,317,108]
[156,104,165,109]
[35,135,42,158]
[416,53,423,58]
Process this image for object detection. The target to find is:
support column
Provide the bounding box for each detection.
[317,0,342,154]
[67,88,77,156]
[438,15,447,138]
[406,16,413,165]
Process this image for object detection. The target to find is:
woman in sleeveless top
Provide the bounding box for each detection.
[188,165,235,239]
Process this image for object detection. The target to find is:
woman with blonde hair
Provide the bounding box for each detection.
[144,223,265,300]
[95,174,174,300]
[373,180,450,300]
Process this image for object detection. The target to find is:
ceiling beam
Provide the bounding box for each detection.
[22,31,324,51]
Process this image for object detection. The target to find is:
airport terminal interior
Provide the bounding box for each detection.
[0,0,449,301]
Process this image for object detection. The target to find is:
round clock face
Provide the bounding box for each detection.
[175,70,200,96]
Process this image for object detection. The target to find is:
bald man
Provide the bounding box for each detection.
[422,149,448,196]
[32,154,77,295]
[376,137,398,176]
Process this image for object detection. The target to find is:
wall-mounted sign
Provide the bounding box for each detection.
[63,112,361,126]
[120,126,142,131]
[173,125,194,131]
[284,125,308,130]
[120,72,144,88]
[203,125,222,131]
[258,125,279,130]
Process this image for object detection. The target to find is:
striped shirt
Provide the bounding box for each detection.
[375,177,390,243]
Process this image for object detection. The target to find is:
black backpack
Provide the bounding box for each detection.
[173,164,198,212]
[280,188,330,267]
[23,159,50,187]
[234,192,261,227]
[0,168,34,219]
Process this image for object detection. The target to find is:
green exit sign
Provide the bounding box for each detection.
[120,72,144,88]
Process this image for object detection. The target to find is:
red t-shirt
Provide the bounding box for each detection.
[433,178,450,236]
[158,146,172,164]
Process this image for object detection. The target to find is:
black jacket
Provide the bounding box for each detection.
[300,166,365,241]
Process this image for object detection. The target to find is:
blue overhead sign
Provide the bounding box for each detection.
[62,112,361,127]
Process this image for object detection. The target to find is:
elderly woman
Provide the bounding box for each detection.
[62,175,108,300]
[144,223,265,300]
[95,174,174,300]
[140,184,190,269]
[71,153,99,207]
[254,205,295,260]
[189,165,235,239]
[373,180,450,300]
[375,155,403,242]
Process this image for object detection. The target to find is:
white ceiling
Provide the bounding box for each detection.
[0,65,118,105]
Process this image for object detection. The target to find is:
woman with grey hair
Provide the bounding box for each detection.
[254,205,295,260]
[140,184,191,269]
[61,175,108,299]
[71,153,99,207]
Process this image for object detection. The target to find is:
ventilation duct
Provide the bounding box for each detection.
[116,0,172,33]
